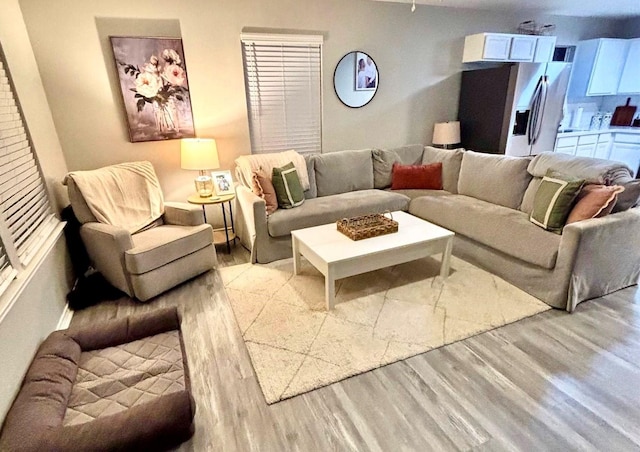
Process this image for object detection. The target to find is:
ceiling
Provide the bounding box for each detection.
[372,0,640,18]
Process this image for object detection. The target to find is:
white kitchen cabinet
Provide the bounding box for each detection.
[568,38,628,98]
[594,133,612,159]
[534,36,557,63]
[610,143,640,177]
[617,38,640,94]
[509,36,537,61]
[462,33,555,63]
[575,134,597,157]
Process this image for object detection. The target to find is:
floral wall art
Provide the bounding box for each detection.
[110,36,195,142]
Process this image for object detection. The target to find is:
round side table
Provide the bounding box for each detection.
[187,193,236,253]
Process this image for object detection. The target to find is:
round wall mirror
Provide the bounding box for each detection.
[333,51,379,108]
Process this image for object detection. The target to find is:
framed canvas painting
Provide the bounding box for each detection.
[355,51,377,91]
[110,36,196,142]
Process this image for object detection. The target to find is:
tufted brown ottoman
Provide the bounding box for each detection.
[0,307,195,452]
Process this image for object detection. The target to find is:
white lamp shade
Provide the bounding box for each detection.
[180,138,220,170]
[432,121,461,146]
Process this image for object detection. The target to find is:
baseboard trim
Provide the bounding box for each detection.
[56,303,73,330]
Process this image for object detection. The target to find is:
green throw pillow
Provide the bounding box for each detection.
[530,170,584,234]
[272,162,305,209]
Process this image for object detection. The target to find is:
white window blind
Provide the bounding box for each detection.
[241,33,323,155]
[0,50,56,288]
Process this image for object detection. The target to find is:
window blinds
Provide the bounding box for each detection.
[241,33,323,155]
[0,54,55,273]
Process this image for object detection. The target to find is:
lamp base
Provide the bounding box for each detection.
[195,175,214,197]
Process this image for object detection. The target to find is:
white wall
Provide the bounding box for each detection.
[18,0,627,204]
[0,0,73,420]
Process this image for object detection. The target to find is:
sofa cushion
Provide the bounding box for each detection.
[520,177,543,214]
[267,189,410,237]
[409,194,561,269]
[612,178,640,212]
[303,154,317,199]
[566,184,624,224]
[422,146,464,194]
[530,172,585,233]
[272,162,305,209]
[391,162,442,190]
[252,168,278,215]
[372,144,425,189]
[386,188,453,200]
[458,151,532,210]
[314,149,374,197]
[125,224,213,274]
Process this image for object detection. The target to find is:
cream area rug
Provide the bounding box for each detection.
[220,255,551,404]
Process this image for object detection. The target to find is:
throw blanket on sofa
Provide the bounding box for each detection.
[235,150,310,190]
[64,161,164,233]
[529,152,633,184]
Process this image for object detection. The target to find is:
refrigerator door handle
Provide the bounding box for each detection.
[532,75,549,145]
[528,76,543,146]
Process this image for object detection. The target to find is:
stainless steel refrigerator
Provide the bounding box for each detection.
[458,62,571,157]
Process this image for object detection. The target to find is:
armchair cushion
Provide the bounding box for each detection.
[125,224,213,274]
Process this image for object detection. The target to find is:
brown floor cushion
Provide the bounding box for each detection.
[0,307,195,452]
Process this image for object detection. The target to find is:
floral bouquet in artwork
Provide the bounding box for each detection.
[111,37,195,142]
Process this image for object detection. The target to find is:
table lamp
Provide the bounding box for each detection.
[433,121,461,149]
[181,138,220,197]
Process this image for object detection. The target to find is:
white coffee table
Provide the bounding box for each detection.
[291,211,455,310]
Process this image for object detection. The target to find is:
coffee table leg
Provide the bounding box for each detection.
[440,236,453,278]
[292,236,301,275]
[325,267,335,310]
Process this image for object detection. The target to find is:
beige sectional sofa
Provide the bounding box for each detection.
[235,146,640,312]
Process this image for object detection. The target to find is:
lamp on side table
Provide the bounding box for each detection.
[181,138,220,198]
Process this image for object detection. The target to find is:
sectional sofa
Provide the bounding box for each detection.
[234,145,640,311]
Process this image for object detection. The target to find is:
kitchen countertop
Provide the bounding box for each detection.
[557,127,640,137]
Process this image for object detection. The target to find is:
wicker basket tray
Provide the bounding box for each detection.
[337,213,398,241]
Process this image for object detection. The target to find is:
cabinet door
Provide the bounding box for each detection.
[587,39,628,96]
[575,144,596,157]
[483,34,511,60]
[618,38,640,94]
[610,143,640,177]
[534,36,556,63]
[595,143,611,159]
[556,146,576,155]
[509,36,536,61]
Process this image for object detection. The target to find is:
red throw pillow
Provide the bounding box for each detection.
[391,162,443,190]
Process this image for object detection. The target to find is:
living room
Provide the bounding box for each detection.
[1,0,640,450]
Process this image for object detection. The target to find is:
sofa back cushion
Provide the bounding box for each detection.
[314,149,374,197]
[372,144,424,189]
[422,146,464,193]
[458,151,532,210]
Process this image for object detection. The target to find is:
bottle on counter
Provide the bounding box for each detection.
[602,112,613,129]
[590,112,603,130]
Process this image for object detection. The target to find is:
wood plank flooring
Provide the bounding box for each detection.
[70,244,640,451]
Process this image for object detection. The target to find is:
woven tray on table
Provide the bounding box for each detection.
[337,212,398,241]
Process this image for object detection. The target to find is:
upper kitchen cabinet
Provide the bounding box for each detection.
[568,38,629,97]
[463,33,555,63]
[617,38,640,94]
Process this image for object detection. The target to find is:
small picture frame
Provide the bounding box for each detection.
[211,170,234,196]
[354,51,377,91]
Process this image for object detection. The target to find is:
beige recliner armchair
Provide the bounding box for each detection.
[64,161,216,301]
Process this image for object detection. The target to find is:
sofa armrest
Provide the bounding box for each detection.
[236,185,268,262]
[80,222,134,296]
[163,202,205,226]
[561,207,640,311]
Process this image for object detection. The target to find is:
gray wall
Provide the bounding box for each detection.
[0,0,73,421]
[18,0,626,203]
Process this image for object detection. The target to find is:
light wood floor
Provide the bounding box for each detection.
[70,244,640,451]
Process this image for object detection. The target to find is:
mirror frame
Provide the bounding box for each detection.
[333,51,379,108]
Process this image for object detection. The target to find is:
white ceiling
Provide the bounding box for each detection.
[372,0,640,18]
